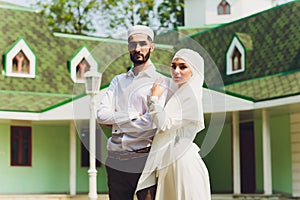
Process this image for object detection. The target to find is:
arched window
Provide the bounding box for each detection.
[68,46,98,83]
[232,47,242,71]
[218,0,231,15]
[226,35,247,75]
[12,50,30,74]
[76,58,91,79]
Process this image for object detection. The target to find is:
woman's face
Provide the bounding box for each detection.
[170,58,193,87]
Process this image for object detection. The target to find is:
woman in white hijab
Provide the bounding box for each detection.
[136,49,211,200]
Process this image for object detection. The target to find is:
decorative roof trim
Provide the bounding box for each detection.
[0,4,36,12]
[0,90,72,97]
[54,32,173,49]
[2,88,300,120]
[224,68,300,90]
[53,32,127,44]
[3,37,37,78]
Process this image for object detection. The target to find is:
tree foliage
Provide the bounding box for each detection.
[34,0,184,37]
[99,0,155,38]
[35,0,100,35]
[100,0,184,37]
[157,0,184,30]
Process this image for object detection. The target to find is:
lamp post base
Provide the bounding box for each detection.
[88,168,98,199]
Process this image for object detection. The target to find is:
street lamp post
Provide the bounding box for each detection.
[84,69,102,200]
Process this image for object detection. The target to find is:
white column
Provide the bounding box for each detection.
[232,111,241,194]
[69,120,76,195]
[262,109,272,195]
[88,94,98,200]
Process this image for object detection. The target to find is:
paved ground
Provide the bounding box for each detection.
[0,194,299,200]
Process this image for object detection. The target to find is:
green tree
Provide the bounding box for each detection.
[157,0,184,30]
[99,0,155,38]
[35,0,100,35]
[35,0,184,38]
[99,0,184,37]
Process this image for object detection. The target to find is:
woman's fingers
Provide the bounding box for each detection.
[154,77,164,86]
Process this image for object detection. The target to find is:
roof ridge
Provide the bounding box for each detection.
[0,1,36,12]
[225,68,300,87]
[0,90,73,97]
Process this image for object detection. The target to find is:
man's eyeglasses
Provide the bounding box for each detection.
[128,41,149,50]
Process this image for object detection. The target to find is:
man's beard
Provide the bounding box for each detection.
[130,48,151,65]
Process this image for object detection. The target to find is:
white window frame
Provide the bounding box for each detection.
[4,38,36,78]
[226,36,245,75]
[68,46,98,83]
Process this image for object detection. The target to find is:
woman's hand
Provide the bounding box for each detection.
[151,78,165,98]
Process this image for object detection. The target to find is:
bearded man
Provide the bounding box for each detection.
[97,25,168,200]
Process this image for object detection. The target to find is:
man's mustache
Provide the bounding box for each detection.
[133,52,143,57]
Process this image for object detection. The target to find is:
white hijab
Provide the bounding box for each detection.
[136,48,205,191]
[169,48,204,132]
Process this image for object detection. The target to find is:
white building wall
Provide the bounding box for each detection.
[239,0,273,17]
[290,112,300,197]
[204,0,240,25]
[185,0,274,27]
[184,0,206,27]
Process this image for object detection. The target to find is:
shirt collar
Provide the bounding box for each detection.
[126,62,156,78]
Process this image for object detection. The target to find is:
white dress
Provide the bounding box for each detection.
[137,48,211,200]
[155,142,211,200]
[136,96,211,200]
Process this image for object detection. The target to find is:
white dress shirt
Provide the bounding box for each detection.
[97,64,168,151]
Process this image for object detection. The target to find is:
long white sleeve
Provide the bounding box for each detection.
[97,77,138,125]
[149,96,184,133]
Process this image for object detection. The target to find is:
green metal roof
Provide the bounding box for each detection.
[0,1,299,113]
[0,90,73,112]
[225,69,300,102]
[188,0,300,101]
[157,24,220,39]
[235,32,253,51]
[0,4,174,113]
